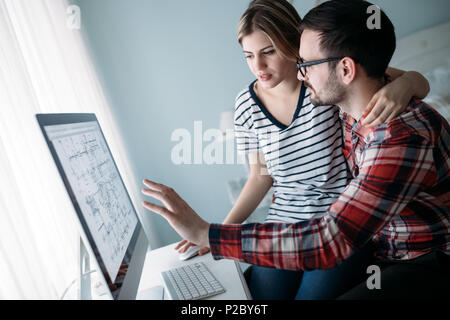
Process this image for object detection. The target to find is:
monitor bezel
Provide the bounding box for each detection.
[36,113,143,299]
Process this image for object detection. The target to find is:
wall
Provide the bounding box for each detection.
[375,0,450,38]
[75,0,450,247]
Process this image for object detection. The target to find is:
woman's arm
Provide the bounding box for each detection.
[223,152,273,224]
[386,67,430,99]
[362,67,430,127]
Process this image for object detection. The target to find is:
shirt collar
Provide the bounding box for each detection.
[340,109,373,141]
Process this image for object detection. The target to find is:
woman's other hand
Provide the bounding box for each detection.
[175,239,210,255]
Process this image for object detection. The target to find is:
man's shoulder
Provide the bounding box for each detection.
[369,99,450,146]
[401,98,449,128]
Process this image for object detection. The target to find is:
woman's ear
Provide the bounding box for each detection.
[339,57,356,85]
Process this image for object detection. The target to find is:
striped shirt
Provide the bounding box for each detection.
[234,80,350,222]
[210,98,450,270]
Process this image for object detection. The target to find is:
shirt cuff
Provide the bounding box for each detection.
[209,223,243,261]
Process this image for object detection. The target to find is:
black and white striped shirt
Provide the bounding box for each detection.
[234,80,350,223]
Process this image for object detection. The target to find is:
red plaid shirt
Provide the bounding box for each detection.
[209,99,450,270]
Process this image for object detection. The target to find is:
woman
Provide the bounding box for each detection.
[177,0,430,299]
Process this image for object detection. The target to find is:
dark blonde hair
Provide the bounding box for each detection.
[237,0,302,61]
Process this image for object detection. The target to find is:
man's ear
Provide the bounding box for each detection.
[339,57,356,85]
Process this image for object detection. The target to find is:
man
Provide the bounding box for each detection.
[142,0,449,298]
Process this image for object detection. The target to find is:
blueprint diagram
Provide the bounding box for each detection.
[50,122,138,281]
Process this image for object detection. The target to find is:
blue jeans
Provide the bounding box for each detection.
[247,243,374,300]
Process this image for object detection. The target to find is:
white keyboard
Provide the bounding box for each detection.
[161,262,225,300]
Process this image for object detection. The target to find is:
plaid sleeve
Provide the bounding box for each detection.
[209,133,438,270]
[209,216,353,271]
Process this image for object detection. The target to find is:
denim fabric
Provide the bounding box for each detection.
[247,243,374,300]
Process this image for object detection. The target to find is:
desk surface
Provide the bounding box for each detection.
[137,243,251,300]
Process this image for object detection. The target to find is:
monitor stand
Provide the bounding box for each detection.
[78,236,164,300]
[136,286,165,300]
[79,237,92,300]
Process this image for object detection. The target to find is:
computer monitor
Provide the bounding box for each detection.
[36,113,148,300]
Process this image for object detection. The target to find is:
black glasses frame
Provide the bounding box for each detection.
[296,57,344,77]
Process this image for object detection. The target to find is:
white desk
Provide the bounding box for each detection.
[137,243,252,300]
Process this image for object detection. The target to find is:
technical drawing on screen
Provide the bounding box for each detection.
[37,113,148,300]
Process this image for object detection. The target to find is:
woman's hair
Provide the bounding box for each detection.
[237,0,302,61]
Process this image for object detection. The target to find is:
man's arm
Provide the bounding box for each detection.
[141,134,435,271]
[208,133,436,270]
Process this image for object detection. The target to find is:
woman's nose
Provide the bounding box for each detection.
[254,56,266,71]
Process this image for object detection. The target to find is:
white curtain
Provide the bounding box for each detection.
[0,0,157,299]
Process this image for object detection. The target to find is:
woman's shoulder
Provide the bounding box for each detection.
[234,81,255,109]
[235,81,254,100]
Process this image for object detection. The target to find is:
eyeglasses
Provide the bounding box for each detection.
[296,57,344,77]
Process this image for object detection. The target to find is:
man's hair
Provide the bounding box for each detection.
[300,0,396,79]
[237,0,302,62]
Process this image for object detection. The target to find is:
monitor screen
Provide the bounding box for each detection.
[36,113,145,299]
